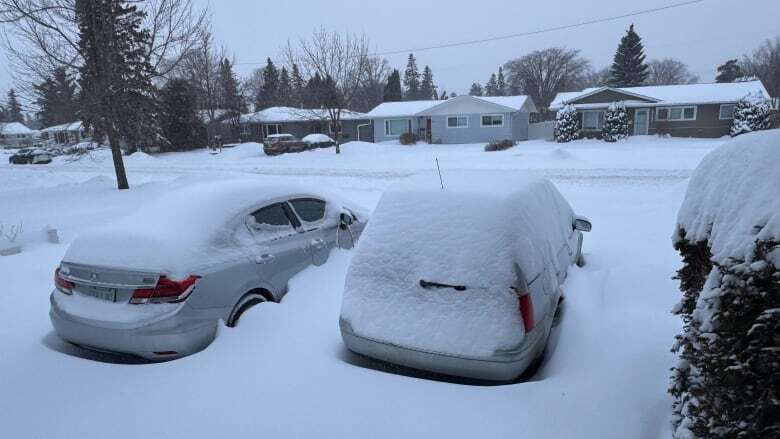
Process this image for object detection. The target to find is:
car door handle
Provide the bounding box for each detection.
[311,238,327,249]
[255,254,275,264]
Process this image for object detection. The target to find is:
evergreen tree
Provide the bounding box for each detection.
[439,90,449,100]
[302,73,324,108]
[496,67,507,96]
[34,67,79,127]
[256,58,279,109]
[716,59,743,83]
[76,0,158,188]
[469,82,483,96]
[278,67,293,107]
[485,73,499,95]
[403,54,420,100]
[218,58,243,139]
[160,78,204,151]
[609,24,649,87]
[419,65,436,100]
[290,63,305,107]
[602,101,629,142]
[730,93,771,137]
[5,89,24,123]
[554,104,580,143]
[383,69,402,102]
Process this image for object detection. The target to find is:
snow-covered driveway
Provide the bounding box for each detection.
[0,137,719,438]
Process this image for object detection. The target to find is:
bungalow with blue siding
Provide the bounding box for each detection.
[366,95,537,144]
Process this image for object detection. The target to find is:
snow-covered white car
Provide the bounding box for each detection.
[50,180,366,360]
[340,171,591,381]
[302,133,336,148]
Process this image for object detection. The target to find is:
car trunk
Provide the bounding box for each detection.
[60,262,162,304]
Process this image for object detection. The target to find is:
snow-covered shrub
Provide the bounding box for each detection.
[484,139,515,152]
[554,104,579,143]
[399,132,418,145]
[730,93,771,137]
[670,130,780,438]
[602,101,629,142]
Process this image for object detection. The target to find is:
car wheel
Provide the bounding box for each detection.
[226,292,267,328]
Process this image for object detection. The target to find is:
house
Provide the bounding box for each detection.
[0,122,35,149]
[237,107,372,143]
[550,80,770,138]
[366,95,537,144]
[39,121,88,146]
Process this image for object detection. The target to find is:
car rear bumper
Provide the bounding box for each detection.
[339,318,539,382]
[49,292,217,360]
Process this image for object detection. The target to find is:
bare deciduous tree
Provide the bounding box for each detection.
[504,47,591,115]
[741,37,780,97]
[283,28,370,154]
[646,58,699,86]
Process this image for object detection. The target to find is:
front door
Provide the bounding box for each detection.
[634,109,649,135]
[425,118,432,143]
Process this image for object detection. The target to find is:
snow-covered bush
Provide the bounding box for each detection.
[602,101,629,142]
[670,130,780,438]
[554,104,579,143]
[730,93,771,137]
[484,139,515,152]
[399,132,418,145]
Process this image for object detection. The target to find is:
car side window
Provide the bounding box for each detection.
[289,198,327,223]
[252,203,291,227]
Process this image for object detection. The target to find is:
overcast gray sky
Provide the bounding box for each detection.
[2,0,779,101]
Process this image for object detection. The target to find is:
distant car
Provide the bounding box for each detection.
[302,134,336,148]
[339,171,591,382]
[8,148,53,164]
[263,134,308,156]
[50,180,366,360]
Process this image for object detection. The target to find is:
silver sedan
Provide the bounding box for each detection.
[50,181,365,360]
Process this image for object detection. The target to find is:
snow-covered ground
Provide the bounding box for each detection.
[0,136,723,438]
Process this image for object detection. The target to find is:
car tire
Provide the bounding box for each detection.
[227,292,267,328]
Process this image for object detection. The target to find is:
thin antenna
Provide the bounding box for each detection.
[435,158,444,190]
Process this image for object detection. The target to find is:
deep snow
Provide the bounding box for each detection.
[0,136,729,438]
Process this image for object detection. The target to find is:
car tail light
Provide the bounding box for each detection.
[130,275,200,304]
[518,294,535,332]
[54,267,74,295]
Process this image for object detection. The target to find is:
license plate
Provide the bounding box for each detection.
[82,286,117,302]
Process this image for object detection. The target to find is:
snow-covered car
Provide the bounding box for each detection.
[302,133,336,148]
[263,134,308,156]
[50,180,366,361]
[340,171,591,381]
[8,148,53,164]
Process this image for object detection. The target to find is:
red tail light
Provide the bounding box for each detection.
[130,275,200,304]
[518,294,535,332]
[54,267,74,295]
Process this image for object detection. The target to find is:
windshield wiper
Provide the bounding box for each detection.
[419,280,467,291]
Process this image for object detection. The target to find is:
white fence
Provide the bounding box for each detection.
[528,121,554,140]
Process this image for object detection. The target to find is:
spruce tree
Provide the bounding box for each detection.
[730,93,771,137]
[34,67,79,127]
[383,69,402,102]
[290,63,305,107]
[303,73,324,108]
[496,67,507,96]
[716,59,743,83]
[419,66,436,100]
[218,58,243,139]
[403,54,420,100]
[602,101,629,142]
[256,58,279,109]
[278,67,292,107]
[469,82,484,96]
[160,78,203,151]
[485,73,498,95]
[609,24,649,87]
[555,104,580,143]
[5,89,24,123]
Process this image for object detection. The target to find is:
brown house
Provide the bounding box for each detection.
[550,80,771,138]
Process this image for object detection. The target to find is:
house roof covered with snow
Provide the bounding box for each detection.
[40,121,84,133]
[0,122,34,135]
[366,95,535,118]
[238,107,368,124]
[551,80,770,109]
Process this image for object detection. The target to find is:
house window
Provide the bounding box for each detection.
[384,119,411,136]
[264,124,281,137]
[240,124,251,137]
[480,114,504,127]
[329,122,342,134]
[656,106,697,121]
[719,104,736,120]
[582,110,605,130]
[447,116,468,128]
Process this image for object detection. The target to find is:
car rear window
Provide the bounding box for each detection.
[252,203,292,227]
[290,198,326,223]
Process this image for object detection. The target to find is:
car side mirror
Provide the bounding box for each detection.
[339,212,353,230]
[574,216,592,232]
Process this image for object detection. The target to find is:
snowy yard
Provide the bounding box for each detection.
[0,136,722,438]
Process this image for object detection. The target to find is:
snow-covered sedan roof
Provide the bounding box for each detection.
[63,179,348,277]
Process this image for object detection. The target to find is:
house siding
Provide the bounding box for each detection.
[241,119,370,143]
[373,117,420,143]
[430,113,516,144]
[649,104,732,138]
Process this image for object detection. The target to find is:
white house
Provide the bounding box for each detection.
[0,122,35,149]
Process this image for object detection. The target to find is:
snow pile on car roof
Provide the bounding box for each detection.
[674,130,780,263]
[302,134,334,143]
[341,171,575,358]
[63,179,343,277]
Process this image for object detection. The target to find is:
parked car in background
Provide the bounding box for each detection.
[302,133,336,148]
[263,133,308,156]
[340,171,591,382]
[50,180,366,361]
[8,148,53,164]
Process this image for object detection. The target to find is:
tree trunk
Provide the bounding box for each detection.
[108,130,130,190]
